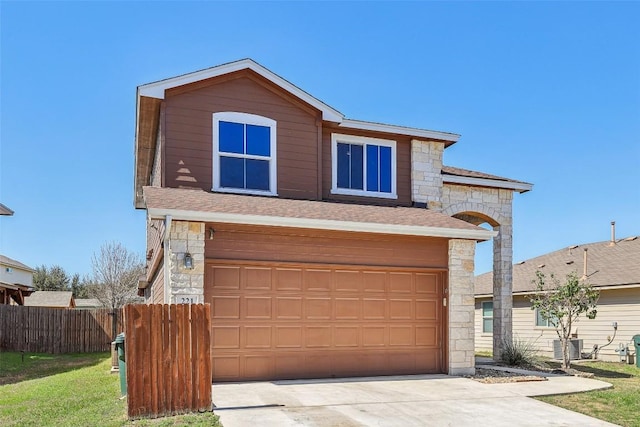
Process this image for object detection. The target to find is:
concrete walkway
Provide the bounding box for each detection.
[212,372,616,427]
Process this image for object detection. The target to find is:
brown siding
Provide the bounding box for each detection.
[150,268,164,305]
[205,223,448,269]
[321,125,413,206]
[146,219,165,304]
[163,71,321,200]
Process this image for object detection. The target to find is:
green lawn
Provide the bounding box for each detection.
[537,361,640,427]
[0,351,221,427]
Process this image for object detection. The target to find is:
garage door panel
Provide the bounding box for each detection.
[389,272,413,293]
[305,269,332,292]
[206,260,446,381]
[275,268,303,291]
[363,298,386,319]
[245,326,271,348]
[212,296,240,319]
[335,298,360,319]
[212,326,240,349]
[334,326,359,347]
[389,299,413,320]
[305,297,331,319]
[305,326,331,348]
[276,297,302,319]
[245,267,272,290]
[245,296,272,319]
[275,326,303,348]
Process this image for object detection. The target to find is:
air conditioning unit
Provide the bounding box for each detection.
[553,339,583,360]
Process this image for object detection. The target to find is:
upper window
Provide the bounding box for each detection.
[212,112,277,195]
[535,308,557,328]
[482,301,493,333]
[331,134,397,199]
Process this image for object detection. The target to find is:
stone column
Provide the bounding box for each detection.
[492,222,513,361]
[168,221,205,303]
[448,239,476,375]
[411,139,444,211]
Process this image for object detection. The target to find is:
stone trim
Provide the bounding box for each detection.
[166,221,205,303]
[411,139,444,211]
[448,239,476,375]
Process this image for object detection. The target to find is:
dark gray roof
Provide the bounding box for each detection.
[442,166,531,185]
[476,236,640,295]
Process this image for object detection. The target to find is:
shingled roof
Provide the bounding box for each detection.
[0,255,34,272]
[476,236,640,296]
[143,186,496,241]
[24,291,76,309]
[442,166,532,193]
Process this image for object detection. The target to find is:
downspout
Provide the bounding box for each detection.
[163,215,172,303]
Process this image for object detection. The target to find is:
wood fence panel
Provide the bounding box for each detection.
[124,303,211,420]
[0,305,123,353]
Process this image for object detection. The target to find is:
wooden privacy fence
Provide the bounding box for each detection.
[0,305,123,353]
[124,304,211,419]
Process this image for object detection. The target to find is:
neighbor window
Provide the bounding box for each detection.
[535,308,557,327]
[213,112,277,195]
[331,134,397,199]
[482,301,493,333]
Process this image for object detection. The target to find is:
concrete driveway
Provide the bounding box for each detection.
[212,374,616,427]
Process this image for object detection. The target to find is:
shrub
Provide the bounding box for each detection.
[500,335,538,367]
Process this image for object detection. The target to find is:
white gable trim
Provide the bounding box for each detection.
[138,59,344,122]
[443,175,533,193]
[340,119,460,143]
[146,207,497,241]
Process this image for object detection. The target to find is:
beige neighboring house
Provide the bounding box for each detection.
[475,233,640,362]
[24,291,76,309]
[0,255,35,305]
[74,298,103,310]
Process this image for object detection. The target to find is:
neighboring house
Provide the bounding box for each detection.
[134,59,531,381]
[475,232,640,362]
[0,255,35,305]
[24,291,76,309]
[74,298,104,310]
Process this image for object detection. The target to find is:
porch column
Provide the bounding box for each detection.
[492,223,513,361]
[448,239,476,375]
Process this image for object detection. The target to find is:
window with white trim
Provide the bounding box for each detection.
[482,301,493,333]
[535,308,557,328]
[212,112,277,195]
[331,134,397,199]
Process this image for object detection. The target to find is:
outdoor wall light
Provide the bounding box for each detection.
[184,252,194,269]
[208,227,215,240]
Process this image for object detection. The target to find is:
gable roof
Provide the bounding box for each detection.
[134,59,461,208]
[0,255,34,272]
[475,236,640,296]
[24,291,76,308]
[442,166,533,193]
[74,298,103,309]
[0,203,13,216]
[143,186,496,241]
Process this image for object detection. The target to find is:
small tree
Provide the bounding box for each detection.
[33,265,71,291]
[529,271,599,369]
[88,242,144,310]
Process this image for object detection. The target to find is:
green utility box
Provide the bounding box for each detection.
[633,335,640,368]
[114,333,127,396]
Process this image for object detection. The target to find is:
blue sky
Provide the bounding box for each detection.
[1,1,638,276]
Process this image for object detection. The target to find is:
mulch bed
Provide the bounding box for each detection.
[468,364,595,384]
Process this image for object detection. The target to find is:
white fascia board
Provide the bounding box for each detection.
[443,175,533,193]
[146,208,497,241]
[339,119,460,142]
[137,59,344,122]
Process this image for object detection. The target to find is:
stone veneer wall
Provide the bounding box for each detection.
[448,239,476,375]
[167,221,205,303]
[411,139,444,211]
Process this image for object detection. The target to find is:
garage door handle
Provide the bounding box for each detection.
[443,297,447,307]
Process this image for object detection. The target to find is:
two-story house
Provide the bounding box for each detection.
[0,254,35,305]
[134,59,531,382]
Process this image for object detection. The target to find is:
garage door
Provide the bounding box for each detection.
[205,260,446,381]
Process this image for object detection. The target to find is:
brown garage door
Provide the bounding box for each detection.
[205,260,446,381]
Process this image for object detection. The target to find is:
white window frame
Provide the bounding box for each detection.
[212,112,277,196]
[534,307,557,328]
[330,133,397,199]
[482,301,493,334]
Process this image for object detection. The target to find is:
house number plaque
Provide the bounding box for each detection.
[175,294,200,304]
